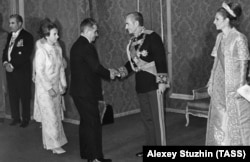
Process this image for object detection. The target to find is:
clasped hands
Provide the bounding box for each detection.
[109,68,121,80]
[158,82,170,94]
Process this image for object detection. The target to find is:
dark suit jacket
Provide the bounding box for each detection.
[2,29,34,73]
[70,36,110,100]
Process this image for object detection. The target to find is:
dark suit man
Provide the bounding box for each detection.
[70,18,115,162]
[2,14,34,127]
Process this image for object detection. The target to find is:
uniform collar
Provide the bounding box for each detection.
[132,27,145,42]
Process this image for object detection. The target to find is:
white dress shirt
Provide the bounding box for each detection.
[8,29,22,61]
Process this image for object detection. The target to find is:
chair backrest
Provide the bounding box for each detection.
[192,87,210,100]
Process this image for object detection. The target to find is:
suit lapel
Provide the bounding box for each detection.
[6,33,12,48]
[13,29,24,49]
[10,29,24,56]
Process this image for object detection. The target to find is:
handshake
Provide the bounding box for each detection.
[109,68,121,80]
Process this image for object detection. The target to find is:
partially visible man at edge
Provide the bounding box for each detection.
[2,14,34,128]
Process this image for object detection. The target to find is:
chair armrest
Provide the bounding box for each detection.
[193,86,210,99]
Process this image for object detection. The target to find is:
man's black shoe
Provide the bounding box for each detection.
[20,120,29,128]
[88,158,112,162]
[9,119,21,126]
[136,152,143,157]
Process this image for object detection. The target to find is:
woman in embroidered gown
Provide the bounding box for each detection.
[206,2,250,145]
[33,19,67,153]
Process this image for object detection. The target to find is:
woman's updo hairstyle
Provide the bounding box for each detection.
[217,2,242,28]
[38,18,58,38]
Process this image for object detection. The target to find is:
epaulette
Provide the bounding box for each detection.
[144,30,153,35]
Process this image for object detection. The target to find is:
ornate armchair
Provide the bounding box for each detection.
[185,86,210,127]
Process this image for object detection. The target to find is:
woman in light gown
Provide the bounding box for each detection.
[206,2,250,145]
[33,19,67,153]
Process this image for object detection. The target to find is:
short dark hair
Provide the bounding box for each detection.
[38,18,58,38]
[80,18,97,33]
[10,14,23,24]
[126,12,144,26]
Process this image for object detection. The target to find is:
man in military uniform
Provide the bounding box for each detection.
[118,12,169,157]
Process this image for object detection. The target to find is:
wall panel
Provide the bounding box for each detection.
[169,0,250,110]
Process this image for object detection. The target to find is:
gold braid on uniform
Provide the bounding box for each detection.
[156,73,168,84]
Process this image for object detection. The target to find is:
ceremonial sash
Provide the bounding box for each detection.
[126,40,157,76]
